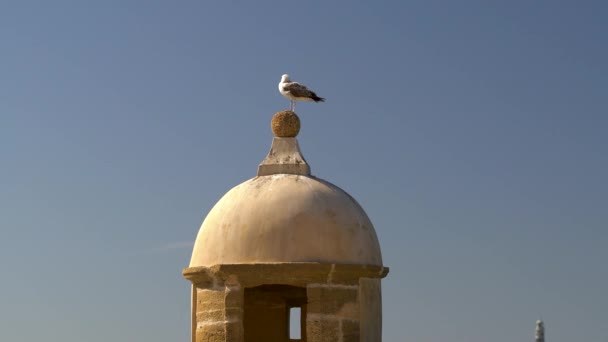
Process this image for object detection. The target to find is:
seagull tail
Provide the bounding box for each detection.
[311,94,325,103]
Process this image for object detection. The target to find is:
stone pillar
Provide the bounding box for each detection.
[195,284,244,342]
[306,284,360,342]
[191,285,196,342]
[359,278,382,342]
[224,284,244,342]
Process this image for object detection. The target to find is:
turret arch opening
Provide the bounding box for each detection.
[243,284,307,342]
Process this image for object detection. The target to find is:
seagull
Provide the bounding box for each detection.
[278,74,325,111]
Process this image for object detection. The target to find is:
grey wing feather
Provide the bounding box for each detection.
[284,82,313,97]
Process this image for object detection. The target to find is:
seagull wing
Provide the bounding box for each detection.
[284,82,315,98]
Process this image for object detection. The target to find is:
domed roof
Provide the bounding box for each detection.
[189,174,383,267]
[189,111,383,268]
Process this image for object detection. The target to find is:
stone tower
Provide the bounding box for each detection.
[183,111,389,342]
[535,320,545,342]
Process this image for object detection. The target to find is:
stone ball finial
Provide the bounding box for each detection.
[271,110,300,137]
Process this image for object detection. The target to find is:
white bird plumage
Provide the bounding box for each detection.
[278,74,325,111]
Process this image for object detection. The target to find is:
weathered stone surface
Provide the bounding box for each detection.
[184,263,388,288]
[197,309,224,322]
[271,110,300,137]
[188,171,385,267]
[359,278,382,342]
[197,289,226,307]
[224,307,243,322]
[307,318,340,342]
[330,264,390,284]
[224,285,244,309]
[224,321,244,342]
[342,319,361,342]
[307,285,359,318]
[196,322,225,342]
[193,286,244,342]
[258,137,310,176]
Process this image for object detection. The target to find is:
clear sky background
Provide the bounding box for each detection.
[1,1,607,341]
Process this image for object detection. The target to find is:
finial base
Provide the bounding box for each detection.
[257,137,310,176]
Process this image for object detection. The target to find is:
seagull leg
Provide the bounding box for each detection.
[290,101,295,111]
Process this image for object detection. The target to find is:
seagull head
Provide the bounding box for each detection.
[281,74,290,83]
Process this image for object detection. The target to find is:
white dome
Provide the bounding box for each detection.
[189,174,383,267]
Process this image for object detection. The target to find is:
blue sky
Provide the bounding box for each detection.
[1,1,607,341]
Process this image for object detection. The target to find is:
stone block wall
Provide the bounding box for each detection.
[306,284,360,342]
[194,285,244,342]
[184,263,388,342]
